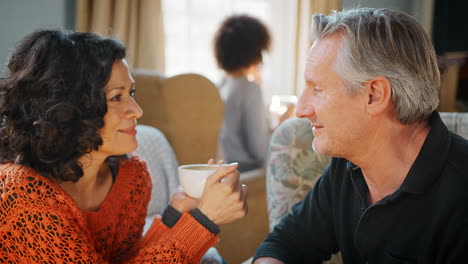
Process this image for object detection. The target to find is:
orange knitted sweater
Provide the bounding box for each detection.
[0,155,218,263]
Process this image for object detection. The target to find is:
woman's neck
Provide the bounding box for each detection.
[227,63,261,84]
[227,68,249,78]
[60,153,114,211]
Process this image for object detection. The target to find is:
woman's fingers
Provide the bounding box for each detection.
[240,184,248,215]
[221,170,240,190]
[240,184,248,202]
[206,162,238,184]
[197,162,249,225]
[207,158,224,165]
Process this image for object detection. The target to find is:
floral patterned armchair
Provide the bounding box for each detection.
[266,112,468,264]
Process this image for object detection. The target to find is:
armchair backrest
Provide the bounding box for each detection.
[266,112,468,230]
[266,118,331,230]
[439,112,468,137]
[134,70,224,165]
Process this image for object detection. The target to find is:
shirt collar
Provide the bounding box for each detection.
[399,111,451,194]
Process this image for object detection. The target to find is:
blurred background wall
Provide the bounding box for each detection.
[0,0,75,75]
[0,0,466,112]
[0,0,433,90]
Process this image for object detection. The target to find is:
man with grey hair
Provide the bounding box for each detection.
[254,8,468,263]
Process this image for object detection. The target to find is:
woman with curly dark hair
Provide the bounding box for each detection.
[214,14,272,172]
[0,30,247,263]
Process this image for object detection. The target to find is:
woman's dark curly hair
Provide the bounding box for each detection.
[214,14,271,72]
[0,30,126,182]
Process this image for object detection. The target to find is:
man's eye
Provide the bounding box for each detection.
[130,88,136,97]
[111,94,122,101]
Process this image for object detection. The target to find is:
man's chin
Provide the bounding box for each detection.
[312,141,334,157]
[312,140,324,153]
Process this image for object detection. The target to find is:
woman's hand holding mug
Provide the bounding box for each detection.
[197,162,248,225]
[175,159,248,225]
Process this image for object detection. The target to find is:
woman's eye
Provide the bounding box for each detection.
[130,88,136,97]
[110,94,122,101]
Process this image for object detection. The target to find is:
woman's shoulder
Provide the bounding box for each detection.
[109,154,152,215]
[1,163,52,192]
[117,153,152,188]
[229,81,262,105]
[235,78,261,92]
[0,163,78,213]
[119,153,149,172]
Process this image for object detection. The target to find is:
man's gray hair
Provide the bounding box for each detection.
[311,8,440,124]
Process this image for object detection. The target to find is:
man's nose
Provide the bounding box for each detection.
[295,93,315,118]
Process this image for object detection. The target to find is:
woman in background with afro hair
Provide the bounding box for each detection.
[214,14,272,173]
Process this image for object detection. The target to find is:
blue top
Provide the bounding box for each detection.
[218,76,271,172]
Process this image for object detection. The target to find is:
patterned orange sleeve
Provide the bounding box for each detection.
[0,158,217,263]
[1,204,217,263]
[1,203,108,263]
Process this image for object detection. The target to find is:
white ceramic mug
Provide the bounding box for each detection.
[178,164,220,199]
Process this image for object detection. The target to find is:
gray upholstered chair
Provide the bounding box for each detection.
[266,112,468,264]
[134,124,224,264]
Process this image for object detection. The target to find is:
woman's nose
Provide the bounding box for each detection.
[127,98,143,119]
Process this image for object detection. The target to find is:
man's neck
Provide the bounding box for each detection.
[352,119,430,205]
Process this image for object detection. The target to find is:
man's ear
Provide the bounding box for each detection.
[365,76,392,115]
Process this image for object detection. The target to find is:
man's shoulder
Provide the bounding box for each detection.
[449,132,468,154]
[443,133,468,180]
[430,133,468,208]
[433,135,468,230]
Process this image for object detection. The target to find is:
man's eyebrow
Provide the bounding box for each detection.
[305,76,319,86]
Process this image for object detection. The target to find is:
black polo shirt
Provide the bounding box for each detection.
[255,112,468,263]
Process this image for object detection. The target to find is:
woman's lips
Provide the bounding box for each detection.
[119,128,137,136]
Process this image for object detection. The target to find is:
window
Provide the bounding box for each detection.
[162,0,298,102]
